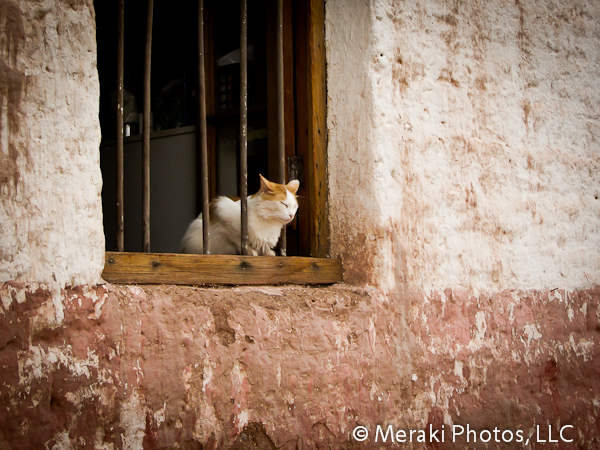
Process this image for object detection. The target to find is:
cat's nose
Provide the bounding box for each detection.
[289,214,294,220]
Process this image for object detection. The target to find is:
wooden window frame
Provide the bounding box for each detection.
[101,0,341,286]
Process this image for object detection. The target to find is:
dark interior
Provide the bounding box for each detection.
[95,0,306,255]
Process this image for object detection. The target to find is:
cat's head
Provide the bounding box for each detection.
[253,174,300,224]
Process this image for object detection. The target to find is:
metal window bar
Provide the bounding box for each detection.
[198,0,210,254]
[240,0,249,255]
[276,0,286,256]
[116,0,285,257]
[142,0,154,253]
[116,0,125,252]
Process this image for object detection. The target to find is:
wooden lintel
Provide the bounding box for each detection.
[103,252,342,285]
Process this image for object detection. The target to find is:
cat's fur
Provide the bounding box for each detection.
[181,174,299,256]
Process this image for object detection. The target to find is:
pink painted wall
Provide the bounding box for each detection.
[1,283,598,448]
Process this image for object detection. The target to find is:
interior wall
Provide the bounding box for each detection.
[0,0,104,285]
[327,0,600,293]
[101,128,197,253]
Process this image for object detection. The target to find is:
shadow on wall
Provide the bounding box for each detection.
[0,0,25,193]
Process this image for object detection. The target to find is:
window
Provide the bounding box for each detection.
[95,0,340,284]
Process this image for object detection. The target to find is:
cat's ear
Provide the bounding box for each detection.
[286,180,300,194]
[259,174,274,192]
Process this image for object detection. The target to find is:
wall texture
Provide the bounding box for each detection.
[0,0,104,286]
[328,0,600,293]
[1,282,599,449]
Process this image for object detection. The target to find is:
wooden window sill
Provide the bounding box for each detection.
[103,252,342,286]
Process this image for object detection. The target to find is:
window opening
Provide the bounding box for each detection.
[96,0,330,261]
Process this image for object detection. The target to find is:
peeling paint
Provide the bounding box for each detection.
[119,390,146,450]
[0,283,598,448]
[328,0,600,293]
[0,0,103,285]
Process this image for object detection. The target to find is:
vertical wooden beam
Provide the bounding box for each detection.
[276,0,286,256]
[240,0,249,255]
[307,0,328,258]
[116,0,125,252]
[293,0,310,256]
[283,0,297,255]
[198,0,211,254]
[142,0,154,253]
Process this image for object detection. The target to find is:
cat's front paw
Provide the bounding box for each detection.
[249,248,259,256]
[264,248,276,257]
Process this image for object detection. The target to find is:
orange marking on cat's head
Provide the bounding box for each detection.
[256,174,299,200]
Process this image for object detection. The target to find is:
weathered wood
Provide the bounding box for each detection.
[294,0,310,256]
[103,252,342,285]
[283,0,297,254]
[307,0,329,258]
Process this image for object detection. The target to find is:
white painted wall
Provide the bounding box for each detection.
[0,1,104,285]
[2,0,599,293]
[327,0,600,292]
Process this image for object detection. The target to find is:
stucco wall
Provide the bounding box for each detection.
[0,0,104,286]
[328,0,600,292]
[1,282,599,449]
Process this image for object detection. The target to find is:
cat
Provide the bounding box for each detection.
[181,174,299,256]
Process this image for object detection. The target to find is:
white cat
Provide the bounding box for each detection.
[181,174,299,256]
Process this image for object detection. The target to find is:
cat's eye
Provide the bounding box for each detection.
[280,202,287,207]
